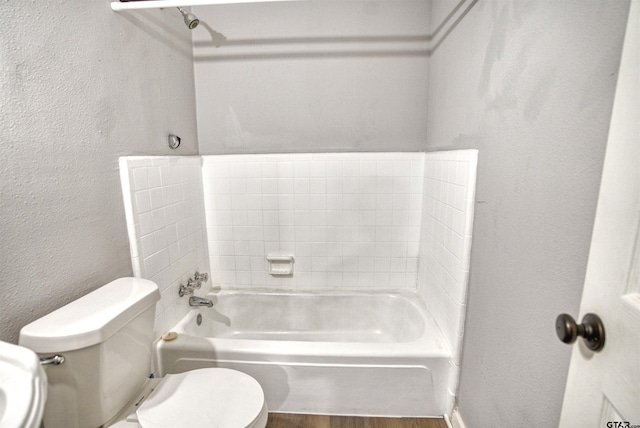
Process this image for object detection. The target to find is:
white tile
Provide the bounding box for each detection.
[358,226,376,242]
[149,188,164,209]
[230,178,247,195]
[393,210,409,226]
[280,227,295,242]
[376,210,393,225]
[356,241,376,258]
[262,178,278,194]
[138,212,154,235]
[375,242,392,258]
[326,242,343,255]
[325,194,341,210]
[374,257,391,272]
[410,177,423,194]
[263,211,279,226]
[376,194,394,210]
[308,194,327,210]
[391,226,409,244]
[343,178,360,194]
[342,161,359,177]
[393,178,411,194]
[165,224,178,244]
[235,256,251,271]
[360,177,377,194]
[410,159,425,177]
[392,194,410,211]
[376,160,394,177]
[326,178,342,193]
[360,161,377,176]
[233,240,250,256]
[295,226,311,242]
[262,195,279,210]
[360,194,376,210]
[389,273,405,288]
[133,168,149,191]
[310,162,326,178]
[311,256,328,271]
[263,227,279,241]
[236,271,252,286]
[147,167,161,188]
[249,241,264,256]
[406,258,419,273]
[267,196,287,213]
[293,161,309,178]
[293,210,309,225]
[277,162,293,178]
[343,272,359,288]
[390,257,406,273]
[407,241,420,258]
[393,161,412,177]
[376,177,394,194]
[212,179,230,195]
[294,178,310,194]
[246,179,262,194]
[165,204,179,225]
[456,162,469,187]
[229,162,247,178]
[326,161,342,178]
[391,241,407,257]
[278,210,296,226]
[309,178,326,194]
[309,211,326,226]
[140,234,156,257]
[359,211,376,226]
[245,194,262,210]
[135,191,152,214]
[326,211,343,226]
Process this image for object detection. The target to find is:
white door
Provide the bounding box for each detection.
[559,1,640,426]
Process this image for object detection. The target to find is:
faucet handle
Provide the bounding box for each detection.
[194,271,209,283]
[187,277,201,290]
[178,283,193,297]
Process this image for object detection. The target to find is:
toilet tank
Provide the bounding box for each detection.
[19,278,161,428]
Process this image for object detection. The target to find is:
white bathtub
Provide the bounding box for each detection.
[156,291,452,417]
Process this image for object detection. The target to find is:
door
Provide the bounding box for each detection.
[559,1,640,426]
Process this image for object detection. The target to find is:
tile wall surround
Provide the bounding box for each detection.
[119,156,209,338]
[416,149,478,409]
[202,153,426,291]
[119,150,478,380]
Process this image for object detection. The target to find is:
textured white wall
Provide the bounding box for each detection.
[425,0,629,426]
[0,2,198,343]
[192,1,429,154]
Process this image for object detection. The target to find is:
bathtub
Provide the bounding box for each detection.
[156,291,452,417]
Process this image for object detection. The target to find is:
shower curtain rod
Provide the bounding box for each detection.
[111,0,302,11]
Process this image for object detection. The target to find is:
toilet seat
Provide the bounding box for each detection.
[136,368,268,428]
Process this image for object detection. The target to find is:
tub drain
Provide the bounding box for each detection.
[196,313,202,326]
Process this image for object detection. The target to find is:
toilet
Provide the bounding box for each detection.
[18,277,268,428]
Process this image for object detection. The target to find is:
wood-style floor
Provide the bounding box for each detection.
[266,413,448,428]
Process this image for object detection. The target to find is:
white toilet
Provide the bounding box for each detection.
[18,277,268,428]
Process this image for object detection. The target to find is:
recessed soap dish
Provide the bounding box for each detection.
[266,254,295,276]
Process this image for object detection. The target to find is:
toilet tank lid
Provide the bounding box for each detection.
[19,278,161,353]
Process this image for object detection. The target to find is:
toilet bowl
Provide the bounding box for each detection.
[19,278,268,428]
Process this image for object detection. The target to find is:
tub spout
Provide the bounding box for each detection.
[189,296,213,307]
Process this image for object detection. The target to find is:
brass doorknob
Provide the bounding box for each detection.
[555,313,605,352]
